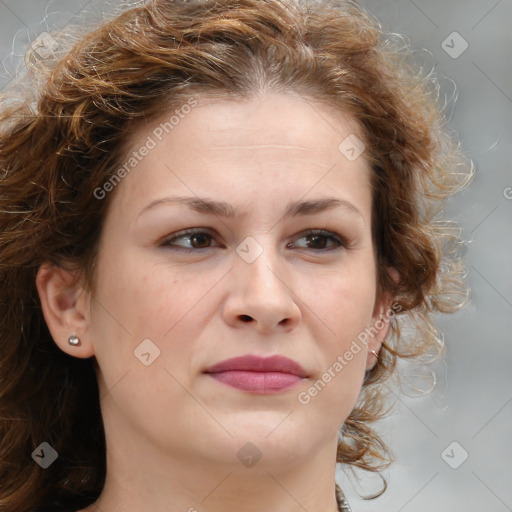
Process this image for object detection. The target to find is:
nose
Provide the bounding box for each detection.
[222,240,302,335]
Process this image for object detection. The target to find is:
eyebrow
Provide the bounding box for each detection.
[138,195,363,220]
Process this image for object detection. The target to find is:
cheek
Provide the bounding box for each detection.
[91,250,179,335]
[306,268,375,392]
[317,267,376,338]
[298,280,372,422]
[89,253,212,375]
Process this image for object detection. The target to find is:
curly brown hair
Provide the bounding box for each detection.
[0,0,472,510]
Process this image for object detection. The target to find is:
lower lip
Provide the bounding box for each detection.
[207,371,303,393]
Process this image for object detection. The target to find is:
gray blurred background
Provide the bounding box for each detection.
[1,1,510,511]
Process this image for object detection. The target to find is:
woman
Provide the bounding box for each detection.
[0,0,472,510]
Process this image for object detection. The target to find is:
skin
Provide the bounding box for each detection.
[37,91,394,512]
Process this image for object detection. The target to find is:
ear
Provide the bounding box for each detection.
[366,266,400,370]
[36,262,95,359]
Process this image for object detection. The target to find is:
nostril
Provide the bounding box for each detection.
[240,315,252,322]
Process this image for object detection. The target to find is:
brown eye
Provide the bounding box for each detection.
[290,230,347,251]
[305,233,331,249]
[187,233,212,249]
[160,229,218,250]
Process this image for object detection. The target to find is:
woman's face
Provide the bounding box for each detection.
[84,91,387,473]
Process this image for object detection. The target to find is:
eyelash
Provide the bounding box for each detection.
[159,228,348,252]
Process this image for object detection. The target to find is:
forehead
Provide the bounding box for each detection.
[111,92,373,222]
[129,91,366,152]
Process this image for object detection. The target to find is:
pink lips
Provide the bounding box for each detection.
[204,355,308,394]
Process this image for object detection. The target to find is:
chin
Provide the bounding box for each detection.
[225,419,323,466]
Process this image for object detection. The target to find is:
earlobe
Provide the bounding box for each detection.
[386,266,400,286]
[35,262,95,358]
[366,309,392,371]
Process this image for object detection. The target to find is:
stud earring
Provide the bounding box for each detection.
[68,335,81,346]
[370,349,379,359]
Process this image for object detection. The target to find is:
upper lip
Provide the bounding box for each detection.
[204,355,308,378]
